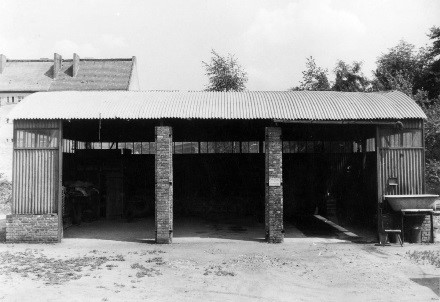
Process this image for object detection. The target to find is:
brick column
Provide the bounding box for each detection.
[155,126,173,244]
[265,127,284,243]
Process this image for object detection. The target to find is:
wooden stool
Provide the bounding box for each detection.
[384,229,403,246]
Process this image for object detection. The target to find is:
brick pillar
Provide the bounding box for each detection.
[155,126,173,244]
[265,127,284,243]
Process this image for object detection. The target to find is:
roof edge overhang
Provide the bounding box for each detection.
[0,90,43,93]
[11,117,425,124]
[274,119,425,125]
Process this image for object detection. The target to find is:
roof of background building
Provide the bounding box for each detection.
[9,90,426,121]
[0,61,54,91]
[49,59,134,91]
[0,57,136,92]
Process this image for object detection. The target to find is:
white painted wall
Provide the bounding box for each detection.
[0,92,33,180]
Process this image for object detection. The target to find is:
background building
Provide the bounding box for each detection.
[0,53,139,180]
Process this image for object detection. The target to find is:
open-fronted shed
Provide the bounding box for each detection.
[6,90,428,243]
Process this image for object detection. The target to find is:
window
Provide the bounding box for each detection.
[200,142,208,153]
[381,129,422,148]
[15,129,59,148]
[141,142,150,154]
[249,141,259,153]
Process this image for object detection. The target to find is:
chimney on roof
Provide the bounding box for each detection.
[53,53,62,78]
[72,53,80,77]
[0,54,6,74]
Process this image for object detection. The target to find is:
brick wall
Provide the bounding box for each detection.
[6,214,59,243]
[155,126,173,244]
[265,127,284,243]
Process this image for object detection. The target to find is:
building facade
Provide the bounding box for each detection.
[6,90,431,244]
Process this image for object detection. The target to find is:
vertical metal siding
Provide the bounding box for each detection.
[12,149,58,214]
[378,122,425,198]
[12,119,60,214]
[15,119,59,129]
[402,120,423,129]
[380,149,424,195]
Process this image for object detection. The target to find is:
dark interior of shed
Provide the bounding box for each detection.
[61,119,378,236]
[282,123,378,229]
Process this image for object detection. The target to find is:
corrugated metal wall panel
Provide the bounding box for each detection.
[9,90,427,121]
[12,119,60,215]
[380,149,424,196]
[402,120,423,129]
[12,149,58,214]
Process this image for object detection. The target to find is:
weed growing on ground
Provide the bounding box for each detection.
[140,250,166,256]
[131,263,162,278]
[407,250,440,268]
[145,257,165,265]
[114,254,125,261]
[0,249,126,284]
[105,264,118,270]
[203,265,235,277]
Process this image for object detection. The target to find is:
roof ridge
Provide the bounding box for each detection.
[7,60,53,62]
[42,90,407,94]
[6,58,133,62]
[80,58,133,61]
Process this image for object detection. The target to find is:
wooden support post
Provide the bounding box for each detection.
[376,126,383,238]
[58,120,63,242]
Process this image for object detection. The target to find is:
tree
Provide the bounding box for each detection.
[423,26,440,99]
[428,26,440,58]
[332,60,369,92]
[202,50,248,92]
[292,56,330,91]
[372,40,430,95]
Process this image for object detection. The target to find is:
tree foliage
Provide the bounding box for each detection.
[372,40,430,95]
[0,173,12,215]
[428,26,440,58]
[423,26,440,99]
[203,50,248,92]
[292,56,330,91]
[288,26,440,191]
[332,60,369,92]
[422,98,440,193]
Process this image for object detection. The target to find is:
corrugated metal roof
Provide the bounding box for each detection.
[9,90,427,121]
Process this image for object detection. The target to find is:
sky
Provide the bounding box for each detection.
[1,0,439,91]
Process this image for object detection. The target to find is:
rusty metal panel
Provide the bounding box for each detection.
[12,119,60,214]
[380,149,424,196]
[9,90,426,121]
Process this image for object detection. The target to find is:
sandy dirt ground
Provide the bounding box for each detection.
[0,217,440,302]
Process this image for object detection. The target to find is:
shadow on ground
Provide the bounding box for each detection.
[411,277,440,296]
[62,215,372,243]
[0,214,374,244]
